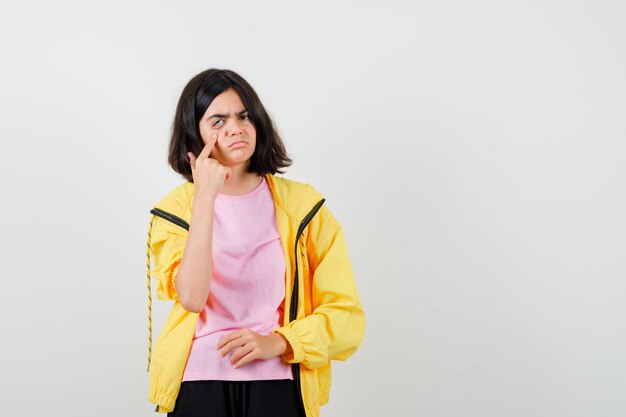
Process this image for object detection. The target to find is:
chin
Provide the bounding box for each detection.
[225,157,253,167]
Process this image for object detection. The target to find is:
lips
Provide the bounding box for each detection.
[229,140,247,148]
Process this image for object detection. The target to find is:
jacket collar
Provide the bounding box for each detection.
[264,173,324,221]
[153,173,324,223]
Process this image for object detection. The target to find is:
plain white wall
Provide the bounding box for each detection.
[2,1,625,416]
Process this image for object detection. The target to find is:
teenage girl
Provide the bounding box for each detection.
[147,68,365,417]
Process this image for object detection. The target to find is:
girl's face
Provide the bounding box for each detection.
[198,88,257,168]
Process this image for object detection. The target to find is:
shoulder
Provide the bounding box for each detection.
[270,175,343,234]
[266,174,325,219]
[267,174,321,196]
[152,181,194,219]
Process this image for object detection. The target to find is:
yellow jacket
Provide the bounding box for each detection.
[146,173,366,416]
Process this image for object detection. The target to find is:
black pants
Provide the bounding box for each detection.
[167,379,304,417]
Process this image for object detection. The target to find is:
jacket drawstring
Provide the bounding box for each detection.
[146,213,157,372]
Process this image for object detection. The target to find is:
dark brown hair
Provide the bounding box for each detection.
[168,68,293,182]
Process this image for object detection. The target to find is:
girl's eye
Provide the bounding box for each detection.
[212,114,248,128]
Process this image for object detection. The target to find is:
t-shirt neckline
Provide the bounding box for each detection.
[215,176,266,201]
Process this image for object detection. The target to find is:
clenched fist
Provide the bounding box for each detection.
[188,133,232,201]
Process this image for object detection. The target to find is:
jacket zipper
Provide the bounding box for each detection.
[290,198,326,417]
[149,198,326,415]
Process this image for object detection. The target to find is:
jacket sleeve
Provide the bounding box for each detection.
[274,205,366,370]
[149,215,188,301]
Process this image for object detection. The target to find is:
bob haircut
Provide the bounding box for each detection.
[168,68,293,182]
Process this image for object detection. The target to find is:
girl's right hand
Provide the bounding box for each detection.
[188,133,232,201]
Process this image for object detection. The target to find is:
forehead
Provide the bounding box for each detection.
[207,89,245,111]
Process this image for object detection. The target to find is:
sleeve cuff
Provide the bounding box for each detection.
[274,326,304,364]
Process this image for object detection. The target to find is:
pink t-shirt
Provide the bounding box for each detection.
[182,176,293,381]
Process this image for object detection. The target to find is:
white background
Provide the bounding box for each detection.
[2,1,625,416]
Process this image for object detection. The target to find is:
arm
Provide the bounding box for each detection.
[150,196,216,312]
[174,196,216,313]
[274,205,366,369]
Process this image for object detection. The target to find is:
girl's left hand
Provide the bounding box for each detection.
[217,329,289,368]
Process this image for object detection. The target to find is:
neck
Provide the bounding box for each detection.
[219,163,262,196]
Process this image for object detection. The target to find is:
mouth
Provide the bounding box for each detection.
[229,140,247,148]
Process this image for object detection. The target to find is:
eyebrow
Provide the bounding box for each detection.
[207,108,248,120]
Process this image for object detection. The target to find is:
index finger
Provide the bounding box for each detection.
[198,133,218,159]
[216,329,243,349]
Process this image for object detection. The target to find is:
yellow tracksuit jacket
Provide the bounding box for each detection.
[146,173,366,416]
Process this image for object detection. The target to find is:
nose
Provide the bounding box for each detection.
[224,116,244,136]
